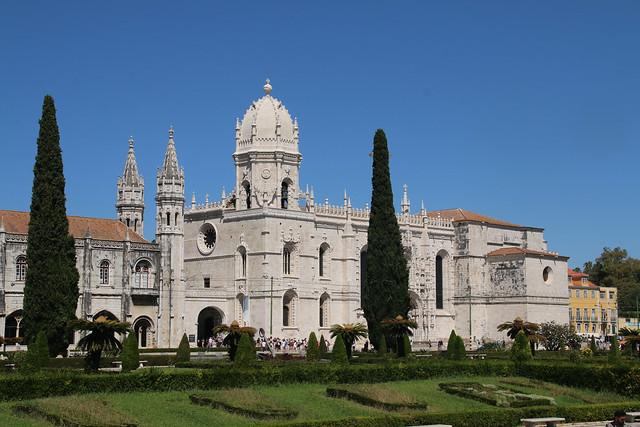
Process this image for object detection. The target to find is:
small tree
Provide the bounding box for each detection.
[402,334,412,358]
[331,334,348,364]
[319,334,328,357]
[306,332,319,361]
[70,317,130,371]
[497,317,543,355]
[234,333,256,367]
[329,323,368,360]
[454,335,466,360]
[589,336,598,355]
[121,333,140,372]
[378,334,388,356]
[609,335,621,363]
[176,333,191,363]
[25,331,49,370]
[381,315,416,357]
[511,330,532,363]
[446,330,458,358]
[213,321,257,361]
[539,321,573,351]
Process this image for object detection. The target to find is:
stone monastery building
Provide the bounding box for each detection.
[0,81,569,348]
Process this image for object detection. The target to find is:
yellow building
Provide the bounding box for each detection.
[568,269,618,337]
[618,316,640,331]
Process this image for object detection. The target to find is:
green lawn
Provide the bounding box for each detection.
[0,376,633,427]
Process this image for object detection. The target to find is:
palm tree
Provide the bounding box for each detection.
[620,327,640,356]
[329,323,368,359]
[497,317,544,355]
[381,315,417,357]
[213,321,256,361]
[69,316,131,371]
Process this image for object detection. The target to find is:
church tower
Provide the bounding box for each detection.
[116,137,145,235]
[155,126,185,347]
[233,80,302,210]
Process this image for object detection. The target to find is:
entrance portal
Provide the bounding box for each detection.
[197,307,223,343]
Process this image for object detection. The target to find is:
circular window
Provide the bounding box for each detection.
[197,223,217,255]
[543,266,553,284]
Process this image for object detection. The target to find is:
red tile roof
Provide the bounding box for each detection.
[427,208,541,230]
[0,210,149,243]
[487,247,568,260]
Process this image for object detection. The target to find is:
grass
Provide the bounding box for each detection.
[13,396,137,426]
[190,388,298,418]
[2,376,637,426]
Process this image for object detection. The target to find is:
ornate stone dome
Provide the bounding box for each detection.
[235,79,299,153]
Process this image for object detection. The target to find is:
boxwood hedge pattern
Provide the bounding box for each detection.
[190,393,298,419]
[326,387,427,411]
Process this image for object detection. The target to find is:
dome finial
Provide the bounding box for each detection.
[169,125,175,139]
[128,136,134,150]
[263,78,272,95]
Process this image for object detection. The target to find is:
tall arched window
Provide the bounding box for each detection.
[283,290,297,326]
[281,181,289,209]
[175,212,179,227]
[134,218,138,232]
[99,260,110,285]
[319,244,329,277]
[319,293,330,327]
[435,254,444,309]
[243,181,251,209]
[283,247,292,275]
[166,212,171,226]
[15,256,27,281]
[135,260,152,289]
[4,310,24,340]
[126,218,130,227]
[134,317,153,348]
[237,246,247,278]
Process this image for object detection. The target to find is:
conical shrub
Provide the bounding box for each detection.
[235,333,256,367]
[331,335,348,364]
[176,333,191,363]
[319,334,328,357]
[307,332,319,361]
[26,331,49,370]
[121,333,140,372]
[511,330,532,363]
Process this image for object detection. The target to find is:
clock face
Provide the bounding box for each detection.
[261,168,271,179]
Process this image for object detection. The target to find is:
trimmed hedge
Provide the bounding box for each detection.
[326,387,427,411]
[190,393,297,419]
[0,360,515,401]
[281,402,640,427]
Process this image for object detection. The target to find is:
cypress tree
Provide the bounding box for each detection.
[26,331,50,370]
[121,333,140,373]
[306,332,320,361]
[319,334,328,357]
[235,334,256,367]
[454,335,466,360]
[402,334,412,358]
[590,336,598,355]
[331,335,348,365]
[363,129,409,349]
[609,335,620,363]
[446,330,457,358]
[378,335,388,356]
[511,330,532,363]
[23,95,79,356]
[176,333,191,363]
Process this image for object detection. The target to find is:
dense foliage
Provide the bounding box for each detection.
[22,95,80,356]
[306,332,319,361]
[121,332,140,373]
[381,315,416,357]
[331,335,348,365]
[213,321,256,361]
[176,333,191,363]
[25,331,49,371]
[234,333,256,367]
[363,129,410,349]
[446,330,465,360]
[582,247,640,314]
[319,334,328,358]
[609,335,620,363]
[511,330,533,363]
[329,323,367,360]
[539,322,580,351]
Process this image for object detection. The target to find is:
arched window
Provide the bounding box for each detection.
[15,256,27,281]
[319,243,330,277]
[166,212,171,226]
[4,310,24,340]
[126,218,130,227]
[175,212,179,227]
[319,293,330,327]
[134,218,138,232]
[99,260,110,285]
[134,317,153,348]
[283,247,292,275]
[243,181,251,209]
[283,290,297,327]
[435,253,447,310]
[134,260,152,289]
[281,181,289,209]
[237,246,247,278]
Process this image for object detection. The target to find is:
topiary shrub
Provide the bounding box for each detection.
[589,336,597,355]
[609,335,620,363]
[454,335,466,360]
[319,334,328,358]
[446,330,457,359]
[234,333,256,368]
[378,335,388,356]
[176,333,191,363]
[306,332,319,361]
[121,333,140,373]
[402,334,412,358]
[25,331,49,371]
[511,330,532,363]
[331,335,348,365]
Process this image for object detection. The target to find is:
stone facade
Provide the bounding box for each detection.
[0,80,569,349]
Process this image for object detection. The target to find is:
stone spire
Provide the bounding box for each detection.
[116,136,145,235]
[122,137,142,186]
[401,184,410,214]
[160,126,182,180]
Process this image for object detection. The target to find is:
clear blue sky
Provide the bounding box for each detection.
[1,1,638,268]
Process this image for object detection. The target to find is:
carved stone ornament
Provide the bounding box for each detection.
[261,168,271,179]
[281,226,301,245]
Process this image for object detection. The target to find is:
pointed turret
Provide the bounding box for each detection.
[116,137,145,235]
[160,126,182,180]
[156,126,185,236]
[401,184,410,215]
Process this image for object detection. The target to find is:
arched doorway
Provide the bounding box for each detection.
[197,307,223,343]
[134,317,153,348]
[4,309,24,341]
[93,310,118,321]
